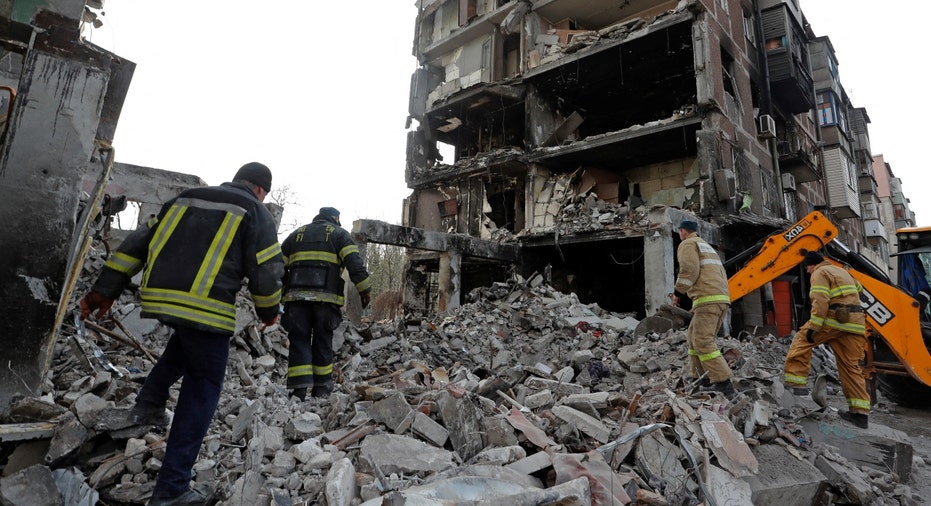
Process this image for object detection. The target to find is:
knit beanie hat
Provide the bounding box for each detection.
[677,220,699,232]
[233,162,272,192]
[802,251,825,267]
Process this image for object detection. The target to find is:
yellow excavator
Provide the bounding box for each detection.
[727,211,931,407]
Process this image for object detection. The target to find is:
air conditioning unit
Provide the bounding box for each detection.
[757,114,776,139]
[781,172,797,192]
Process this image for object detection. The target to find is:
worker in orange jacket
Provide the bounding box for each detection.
[784,251,870,428]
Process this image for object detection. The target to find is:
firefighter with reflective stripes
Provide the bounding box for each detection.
[674,219,736,396]
[79,162,284,505]
[785,251,870,428]
[281,206,372,399]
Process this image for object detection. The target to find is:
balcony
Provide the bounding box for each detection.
[776,132,820,183]
[761,5,815,114]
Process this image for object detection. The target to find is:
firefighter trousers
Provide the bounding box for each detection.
[784,325,870,414]
[686,303,732,383]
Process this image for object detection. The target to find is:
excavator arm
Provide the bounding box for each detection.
[728,211,837,301]
[727,211,931,388]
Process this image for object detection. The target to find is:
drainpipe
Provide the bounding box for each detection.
[753,0,785,218]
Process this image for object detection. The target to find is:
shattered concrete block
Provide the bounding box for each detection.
[436,391,484,461]
[52,468,98,506]
[472,445,527,466]
[285,411,323,440]
[262,450,296,477]
[359,434,455,476]
[226,470,267,506]
[360,336,398,355]
[412,411,449,447]
[369,391,415,434]
[505,450,553,475]
[325,458,357,506]
[523,389,554,410]
[291,439,324,464]
[706,464,753,505]
[552,405,610,443]
[800,417,913,480]
[743,445,828,506]
[45,411,89,464]
[524,377,586,396]
[815,454,876,505]
[482,416,520,448]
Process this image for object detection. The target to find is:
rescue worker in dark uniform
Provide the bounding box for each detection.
[784,251,870,428]
[281,207,372,399]
[80,162,284,506]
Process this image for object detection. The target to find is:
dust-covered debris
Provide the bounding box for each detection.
[0,245,923,505]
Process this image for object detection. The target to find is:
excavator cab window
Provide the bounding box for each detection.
[894,228,931,323]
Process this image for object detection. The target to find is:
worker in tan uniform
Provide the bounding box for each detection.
[785,251,870,428]
[674,220,735,396]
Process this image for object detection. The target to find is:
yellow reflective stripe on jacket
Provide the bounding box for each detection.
[145,204,187,287]
[281,289,344,305]
[848,398,870,410]
[287,251,339,265]
[810,315,825,326]
[689,348,723,362]
[313,364,333,376]
[142,288,236,315]
[785,373,807,386]
[823,318,865,334]
[256,242,282,265]
[140,299,236,332]
[338,244,359,260]
[253,289,282,309]
[829,284,860,297]
[105,251,144,275]
[193,213,242,298]
[693,294,730,306]
[288,365,313,378]
[356,278,372,293]
[810,285,831,296]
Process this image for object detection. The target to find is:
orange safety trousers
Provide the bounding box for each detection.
[686,303,732,383]
[784,326,870,414]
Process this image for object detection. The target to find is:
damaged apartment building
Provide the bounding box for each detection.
[0,2,212,412]
[378,0,913,331]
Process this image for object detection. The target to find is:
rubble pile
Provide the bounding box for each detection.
[0,254,922,505]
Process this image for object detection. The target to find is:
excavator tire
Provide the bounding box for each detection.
[874,327,931,409]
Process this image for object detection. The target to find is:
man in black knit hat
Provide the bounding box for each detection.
[80,162,283,505]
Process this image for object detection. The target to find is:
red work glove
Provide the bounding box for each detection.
[79,291,114,320]
[360,291,371,309]
[261,314,279,328]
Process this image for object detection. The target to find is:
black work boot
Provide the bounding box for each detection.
[148,482,215,506]
[128,403,171,427]
[838,410,869,429]
[701,380,736,397]
[791,387,810,396]
[311,382,334,398]
[291,388,307,401]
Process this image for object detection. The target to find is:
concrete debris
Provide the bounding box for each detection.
[0,245,925,505]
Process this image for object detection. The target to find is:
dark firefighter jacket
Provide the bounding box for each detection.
[281,214,371,306]
[92,182,284,333]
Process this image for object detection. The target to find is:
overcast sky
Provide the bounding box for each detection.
[86,2,418,235]
[86,2,927,234]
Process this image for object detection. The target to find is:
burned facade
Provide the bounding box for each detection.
[393,0,905,329]
[0,1,136,411]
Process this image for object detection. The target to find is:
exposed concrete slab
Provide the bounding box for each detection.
[800,417,913,480]
[743,444,828,506]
